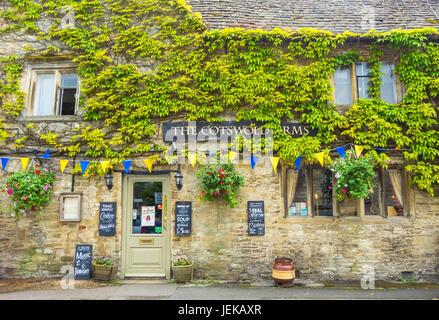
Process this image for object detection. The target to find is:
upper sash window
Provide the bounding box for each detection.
[334,62,397,105]
[29,68,79,116]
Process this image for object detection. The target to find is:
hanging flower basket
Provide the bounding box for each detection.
[1,164,55,218]
[329,152,376,200]
[196,162,244,208]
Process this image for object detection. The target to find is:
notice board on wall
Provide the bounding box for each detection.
[99,202,116,236]
[74,244,92,280]
[248,201,265,236]
[175,201,191,236]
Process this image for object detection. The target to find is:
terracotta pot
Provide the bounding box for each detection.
[272,257,295,287]
[172,264,193,283]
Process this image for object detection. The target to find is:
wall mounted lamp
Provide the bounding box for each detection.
[175,170,183,190]
[105,170,113,190]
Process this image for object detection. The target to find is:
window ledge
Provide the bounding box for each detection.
[363,215,411,224]
[285,216,335,223]
[385,216,410,220]
[312,216,336,219]
[286,215,312,218]
[285,215,411,223]
[20,115,82,122]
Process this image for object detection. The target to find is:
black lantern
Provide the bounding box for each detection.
[105,170,113,190]
[175,172,183,190]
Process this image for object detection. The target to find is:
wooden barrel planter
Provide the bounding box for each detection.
[92,265,115,281]
[172,264,194,283]
[272,257,295,287]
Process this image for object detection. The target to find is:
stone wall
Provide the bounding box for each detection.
[0,152,438,282]
[171,157,439,282]
[0,159,122,279]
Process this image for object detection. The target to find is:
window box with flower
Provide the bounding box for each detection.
[92,256,115,281]
[1,163,55,219]
[171,258,193,283]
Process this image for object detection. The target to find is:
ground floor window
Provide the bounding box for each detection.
[286,165,409,218]
[312,167,334,216]
[364,173,382,215]
[286,166,334,217]
[287,169,309,216]
[365,168,406,217]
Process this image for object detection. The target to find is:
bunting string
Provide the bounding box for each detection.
[0,143,413,175]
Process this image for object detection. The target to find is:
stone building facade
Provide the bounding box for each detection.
[0,1,438,283]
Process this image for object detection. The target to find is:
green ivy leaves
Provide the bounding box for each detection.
[1,1,439,195]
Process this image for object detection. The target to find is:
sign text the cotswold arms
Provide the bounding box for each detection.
[162,121,315,141]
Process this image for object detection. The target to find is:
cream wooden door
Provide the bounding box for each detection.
[121,175,170,278]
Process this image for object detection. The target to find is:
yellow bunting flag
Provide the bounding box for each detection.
[21,158,29,171]
[60,160,69,174]
[270,157,280,172]
[228,151,238,162]
[101,161,110,173]
[315,152,324,167]
[354,145,364,158]
[144,158,153,173]
[188,153,197,168]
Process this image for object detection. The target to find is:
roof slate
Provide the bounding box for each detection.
[186,0,439,33]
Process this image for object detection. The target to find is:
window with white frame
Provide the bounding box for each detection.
[29,68,79,116]
[334,66,352,105]
[334,62,397,104]
[380,62,397,104]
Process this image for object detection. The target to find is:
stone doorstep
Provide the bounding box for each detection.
[117,279,170,284]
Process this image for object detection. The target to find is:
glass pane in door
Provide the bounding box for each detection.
[132,182,163,234]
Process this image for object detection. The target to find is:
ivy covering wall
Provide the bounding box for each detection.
[1,0,439,195]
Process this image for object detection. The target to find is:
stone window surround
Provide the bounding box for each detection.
[282,163,415,221]
[23,62,80,117]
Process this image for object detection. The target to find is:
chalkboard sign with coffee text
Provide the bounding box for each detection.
[74,244,92,280]
[248,201,265,236]
[175,201,191,236]
[99,202,116,236]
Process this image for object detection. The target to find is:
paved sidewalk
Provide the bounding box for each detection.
[0,280,438,300]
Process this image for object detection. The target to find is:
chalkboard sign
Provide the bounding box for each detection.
[74,244,92,280]
[175,201,191,236]
[248,201,265,236]
[99,202,116,236]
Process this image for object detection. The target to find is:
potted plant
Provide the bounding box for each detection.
[196,162,244,208]
[92,256,115,281]
[171,258,193,283]
[1,164,55,218]
[329,152,376,200]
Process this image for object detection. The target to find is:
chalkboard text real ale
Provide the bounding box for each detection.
[248,201,265,236]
